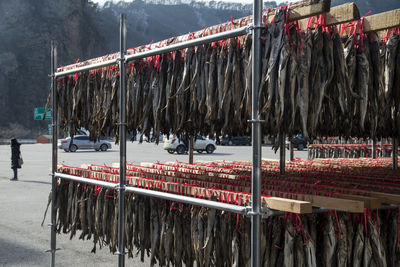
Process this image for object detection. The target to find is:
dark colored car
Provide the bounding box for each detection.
[291,135,308,151]
[220,136,251,146]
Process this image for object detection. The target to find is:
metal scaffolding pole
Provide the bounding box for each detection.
[289,136,294,161]
[118,13,127,267]
[372,138,377,159]
[189,135,194,164]
[250,0,262,265]
[280,135,286,175]
[50,40,58,267]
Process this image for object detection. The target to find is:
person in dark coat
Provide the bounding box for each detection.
[10,138,21,181]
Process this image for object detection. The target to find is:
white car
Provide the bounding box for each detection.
[163,135,216,154]
[58,135,112,152]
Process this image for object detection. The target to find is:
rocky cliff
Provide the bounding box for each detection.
[0,0,399,137]
[0,0,106,137]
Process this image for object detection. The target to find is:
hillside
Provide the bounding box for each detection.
[0,0,106,137]
[0,0,399,137]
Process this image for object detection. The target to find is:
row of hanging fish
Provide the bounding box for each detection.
[50,8,400,144]
[44,180,400,267]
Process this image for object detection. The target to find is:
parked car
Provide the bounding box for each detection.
[163,135,216,154]
[59,135,112,152]
[285,135,308,151]
[220,136,251,146]
[284,135,309,151]
[292,135,308,150]
[135,132,164,143]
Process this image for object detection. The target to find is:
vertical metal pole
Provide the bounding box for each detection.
[251,0,262,266]
[189,135,194,164]
[118,13,127,267]
[50,40,57,267]
[393,138,398,170]
[372,138,377,159]
[289,136,294,161]
[280,134,286,175]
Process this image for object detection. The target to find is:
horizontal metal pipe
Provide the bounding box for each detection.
[55,173,118,189]
[54,173,398,215]
[125,26,248,63]
[55,172,247,214]
[55,58,118,77]
[125,186,247,214]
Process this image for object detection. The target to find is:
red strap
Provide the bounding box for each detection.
[333,210,342,240]
[364,208,368,236]
[306,17,314,29]
[362,11,372,19]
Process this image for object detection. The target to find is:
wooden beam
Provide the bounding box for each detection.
[286,0,331,22]
[265,190,365,213]
[339,194,381,209]
[325,2,360,25]
[368,192,400,205]
[307,195,365,213]
[263,197,312,214]
[298,2,360,29]
[364,9,400,32]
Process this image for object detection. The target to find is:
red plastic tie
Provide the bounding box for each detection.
[333,210,342,240]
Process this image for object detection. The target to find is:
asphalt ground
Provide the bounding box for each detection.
[0,141,307,266]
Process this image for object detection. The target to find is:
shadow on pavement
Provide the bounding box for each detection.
[196,153,233,156]
[61,150,117,154]
[0,237,45,266]
[175,152,233,156]
[19,180,52,185]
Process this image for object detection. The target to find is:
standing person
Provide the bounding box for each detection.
[10,138,21,181]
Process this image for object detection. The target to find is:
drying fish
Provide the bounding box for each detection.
[357,42,370,132]
[202,207,216,267]
[353,224,365,267]
[337,214,349,267]
[283,219,295,267]
[322,215,337,266]
[173,205,183,267]
[78,187,88,240]
[150,198,160,266]
[368,220,387,267]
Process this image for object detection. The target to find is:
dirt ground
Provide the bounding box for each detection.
[0,141,307,266]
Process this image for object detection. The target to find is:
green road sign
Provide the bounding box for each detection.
[34,107,52,120]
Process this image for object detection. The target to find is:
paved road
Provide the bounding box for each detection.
[0,141,307,266]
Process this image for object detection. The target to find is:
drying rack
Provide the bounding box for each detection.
[48,1,400,266]
[50,10,262,267]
